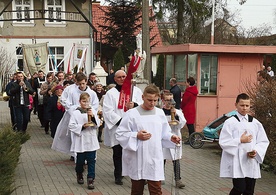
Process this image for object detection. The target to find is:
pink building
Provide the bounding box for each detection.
[151,44,275,131]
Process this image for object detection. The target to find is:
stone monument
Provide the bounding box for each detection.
[134,31,148,91]
[93,61,108,86]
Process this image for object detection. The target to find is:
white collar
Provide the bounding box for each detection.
[236,112,248,121]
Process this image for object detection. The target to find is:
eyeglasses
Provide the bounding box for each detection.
[164,100,171,102]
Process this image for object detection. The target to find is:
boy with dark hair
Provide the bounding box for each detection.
[52,72,99,162]
[219,93,269,195]
[116,84,181,194]
[87,72,98,90]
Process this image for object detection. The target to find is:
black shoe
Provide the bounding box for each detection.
[115,178,123,185]
[87,178,95,189]
[70,156,74,161]
[45,131,49,134]
[77,173,84,184]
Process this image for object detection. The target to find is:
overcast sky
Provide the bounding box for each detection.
[227,0,276,33]
[100,0,276,34]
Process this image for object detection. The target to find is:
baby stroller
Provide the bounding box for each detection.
[188,110,237,149]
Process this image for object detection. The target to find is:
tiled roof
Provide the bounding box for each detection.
[92,3,163,48]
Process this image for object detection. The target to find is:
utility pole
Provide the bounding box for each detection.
[142,0,151,83]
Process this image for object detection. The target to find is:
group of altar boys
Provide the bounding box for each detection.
[5,68,270,194]
[47,69,184,193]
[54,69,270,195]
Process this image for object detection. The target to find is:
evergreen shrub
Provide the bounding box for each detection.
[113,48,125,71]
[0,126,30,194]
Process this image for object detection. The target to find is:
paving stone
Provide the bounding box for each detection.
[0,101,274,195]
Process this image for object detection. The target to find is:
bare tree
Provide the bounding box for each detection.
[0,47,16,92]
[236,25,272,45]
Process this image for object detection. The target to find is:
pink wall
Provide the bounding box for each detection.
[151,43,275,132]
[195,53,263,131]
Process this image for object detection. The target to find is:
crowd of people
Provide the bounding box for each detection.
[4,68,270,194]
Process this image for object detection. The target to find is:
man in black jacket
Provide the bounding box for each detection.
[106,69,115,85]
[5,73,17,130]
[33,70,46,127]
[169,78,182,109]
[10,71,34,133]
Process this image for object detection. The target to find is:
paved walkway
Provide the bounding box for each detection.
[0,101,275,195]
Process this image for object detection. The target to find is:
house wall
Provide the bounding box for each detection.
[0,0,90,37]
[0,38,91,73]
[195,53,262,131]
[0,0,94,73]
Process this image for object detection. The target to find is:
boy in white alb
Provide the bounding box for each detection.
[69,92,100,190]
[52,73,99,156]
[162,92,186,188]
[219,93,269,195]
[116,85,181,195]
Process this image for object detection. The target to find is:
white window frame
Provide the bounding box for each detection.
[12,0,35,26]
[48,46,65,72]
[16,46,24,71]
[44,0,66,27]
[199,54,218,95]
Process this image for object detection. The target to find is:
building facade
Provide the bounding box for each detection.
[0,0,95,74]
[151,43,276,131]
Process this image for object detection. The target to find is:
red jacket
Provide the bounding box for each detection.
[181,86,198,124]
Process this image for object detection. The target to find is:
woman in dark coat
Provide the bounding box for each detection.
[45,85,65,138]
[181,77,198,142]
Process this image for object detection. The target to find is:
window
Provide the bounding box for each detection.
[45,0,66,25]
[200,54,218,95]
[164,54,197,90]
[12,0,34,25]
[16,46,24,71]
[175,55,187,91]
[48,47,64,71]
[187,54,197,79]
[165,55,173,89]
